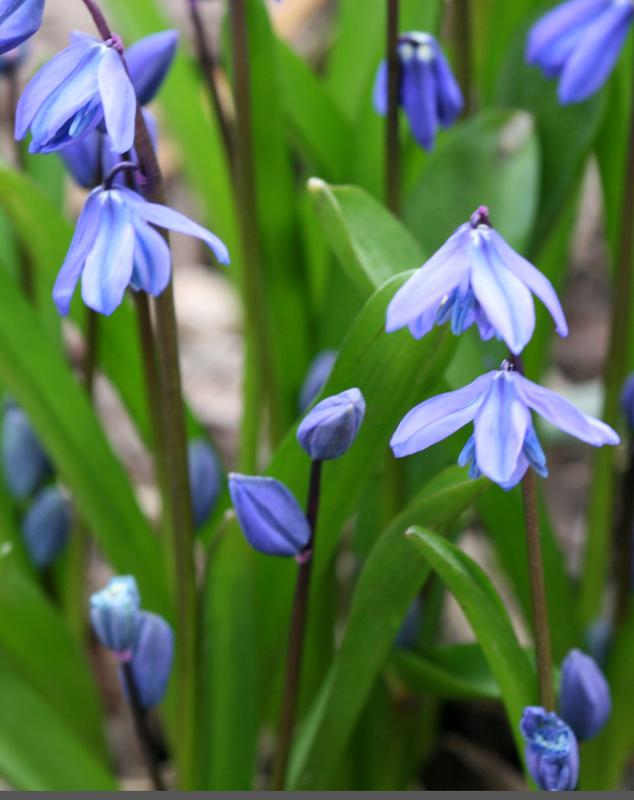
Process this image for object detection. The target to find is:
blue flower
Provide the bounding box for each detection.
[121,611,174,709]
[373,31,463,151]
[229,474,311,557]
[90,575,141,657]
[620,372,634,431]
[21,486,71,569]
[297,388,366,461]
[124,29,178,106]
[15,32,137,154]
[391,362,619,490]
[299,350,337,412]
[1,403,51,499]
[387,206,569,355]
[559,649,611,741]
[0,0,43,55]
[188,439,222,529]
[520,707,579,791]
[53,186,230,316]
[526,0,634,104]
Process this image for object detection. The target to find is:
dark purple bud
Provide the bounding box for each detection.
[21,486,71,569]
[2,405,51,499]
[122,611,174,709]
[0,0,43,55]
[229,474,311,557]
[297,388,365,461]
[188,438,222,528]
[620,373,634,431]
[90,575,141,657]
[125,30,179,105]
[299,350,337,412]
[520,706,579,791]
[559,649,611,741]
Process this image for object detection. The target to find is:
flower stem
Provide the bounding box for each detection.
[271,459,323,790]
[614,442,634,626]
[186,0,233,163]
[453,0,474,114]
[121,663,167,791]
[385,0,400,215]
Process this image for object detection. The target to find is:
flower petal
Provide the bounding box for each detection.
[372,59,388,116]
[391,372,494,457]
[130,217,171,296]
[125,30,178,105]
[432,48,463,126]
[401,55,438,151]
[98,46,136,154]
[0,0,44,54]
[514,373,620,447]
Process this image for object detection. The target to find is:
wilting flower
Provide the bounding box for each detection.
[16,32,137,154]
[297,388,366,461]
[188,439,222,528]
[559,649,611,741]
[373,31,463,151]
[299,350,337,412]
[0,0,43,55]
[520,707,579,791]
[53,186,229,316]
[90,575,141,658]
[620,373,634,431]
[1,403,51,499]
[391,362,619,490]
[387,206,568,355]
[527,0,634,105]
[229,474,311,557]
[21,486,71,569]
[121,611,173,709]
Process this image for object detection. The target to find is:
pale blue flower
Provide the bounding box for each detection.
[0,0,43,55]
[90,575,141,657]
[521,707,579,791]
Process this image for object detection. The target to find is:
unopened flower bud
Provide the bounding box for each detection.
[2,404,51,499]
[90,575,141,657]
[122,611,174,709]
[299,350,337,412]
[188,439,222,528]
[520,706,579,791]
[21,486,71,568]
[559,649,611,741]
[229,474,310,557]
[297,388,365,461]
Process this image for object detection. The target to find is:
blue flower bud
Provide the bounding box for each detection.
[229,474,311,557]
[125,30,178,106]
[620,373,634,431]
[297,388,365,461]
[520,706,579,791]
[188,438,222,528]
[395,597,423,650]
[559,649,611,741]
[122,611,174,709]
[21,486,71,569]
[299,350,337,412]
[2,405,51,500]
[90,575,141,656]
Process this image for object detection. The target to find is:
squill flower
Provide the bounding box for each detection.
[53,186,229,316]
[1,402,51,499]
[559,649,611,741]
[386,206,568,355]
[373,31,463,151]
[298,350,337,412]
[90,575,141,658]
[16,32,137,154]
[391,362,619,490]
[121,611,174,709]
[520,707,579,791]
[297,388,366,461]
[21,486,71,569]
[0,0,43,55]
[188,439,222,529]
[527,0,634,105]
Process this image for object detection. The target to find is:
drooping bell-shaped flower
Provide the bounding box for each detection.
[297,388,366,461]
[0,0,43,55]
[53,185,230,316]
[21,486,71,569]
[520,707,579,791]
[121,611,173,709]
[229,474,311,557]
[90,575,141,658]
[391,361,619,490]
[527,0,634,105]
[387,206,569,355]
[373,31,463,151]
[15,32,137,154]
[298,350,337,412]
[1,403,51,499]
[188,438,222,529]
[559,649,611,741]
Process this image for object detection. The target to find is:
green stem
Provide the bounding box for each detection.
[614,443,634,626]
[385,0,400,215]
[453,0,474,115]
[122,662,167,790]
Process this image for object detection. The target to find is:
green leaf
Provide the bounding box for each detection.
[308,179,424,297]
[389,643,502,701]
[0,655,115,790]
[405,528,537,755]
[288,470,487,789]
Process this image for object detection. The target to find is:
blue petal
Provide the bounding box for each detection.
[558,2,634,103]
[130,216,171,296]
[98,46,136,154]
[21,486,71,569]
[408,302,442,339]
[372,59,388,116]
[523,424,549,478]
[0,0,43,54]
[401,55,438,151]
[125,611,174,709]
[126,30,178,105]
[188,439,222,528]
[59,128,103,188]
[391,372,494,458]
[432,48,463,126]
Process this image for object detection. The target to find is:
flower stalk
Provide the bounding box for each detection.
[453,0,474,114]
[122,662,167,791]
[385,0,400,214]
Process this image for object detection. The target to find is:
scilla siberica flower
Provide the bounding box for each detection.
[520,707,579,791]
[121,611,174,709]
[90,575,141,658]
[391,361,619,490]
[373,32,463,151]
[297,388,366,461]
[53,186,230,316]
[229,474,311,557]
[387,206,568,355]
[0,0,43,55]
[15,32,137,154]
[2,402,51,499]
[559,649,611,741]
[188,438,222,529]
[527,0,634,105]
[21,486,71,569]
